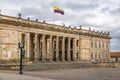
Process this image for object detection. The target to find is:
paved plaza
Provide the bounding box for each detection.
[0,67,120,80]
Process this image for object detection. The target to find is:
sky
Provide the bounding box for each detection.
[0,0,120,52]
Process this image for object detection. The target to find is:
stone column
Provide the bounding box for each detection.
[49,35,53,61]
[0,29,2,59]
[67,38,71,61]
[42,34,46,61]
[62,37,65,61]
[26,33,30,59]
[73,39,77,61]
[56,36,59,61]
[34,33,39,61]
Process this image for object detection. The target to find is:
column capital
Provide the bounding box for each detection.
[49,35,53,37]
[56,36,59,38]
[42,34,46,38]
[62,37,65,40]
[42,34,46,36]
[68,37,71,40]
[35,33,38,36]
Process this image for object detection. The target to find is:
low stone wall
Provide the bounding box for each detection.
[97,62,120,68]
[0,61,32,70]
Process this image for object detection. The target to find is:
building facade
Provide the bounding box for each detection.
[0,14,111,62]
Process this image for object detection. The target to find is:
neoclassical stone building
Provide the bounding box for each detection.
[0,14,111,62]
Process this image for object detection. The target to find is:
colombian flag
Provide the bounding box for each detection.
[54,6,64,15]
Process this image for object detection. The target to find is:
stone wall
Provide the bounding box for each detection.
[0,29,20,60]
[97,62,120,68]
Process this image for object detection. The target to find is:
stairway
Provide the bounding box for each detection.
[24,61,98,71]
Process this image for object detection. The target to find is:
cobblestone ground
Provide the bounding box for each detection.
[1,67,120,80]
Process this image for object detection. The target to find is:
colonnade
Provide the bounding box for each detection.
[27,33,78,62]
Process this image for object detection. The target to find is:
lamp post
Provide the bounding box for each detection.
[18,42,24,74]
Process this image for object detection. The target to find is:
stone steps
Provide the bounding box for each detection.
[0,64,25,70]
[24,61,98,71]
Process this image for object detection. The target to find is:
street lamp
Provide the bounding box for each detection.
[18,42,24,74]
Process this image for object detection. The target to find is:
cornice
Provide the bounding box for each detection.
[0,14,110,39]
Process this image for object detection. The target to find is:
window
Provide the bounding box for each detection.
[76,40,79,47]
[76,52,79,59]
[101,42,102,49]
[91,41,93,48]
[91,54,93,59]
[106,42,109,49]
[95,41,97,48]
[21,34,25,43]
[40,42,42,49]
[54,41,56,50]
[99,54,100,59]
[102,42,104,48]
[99,42,101,48]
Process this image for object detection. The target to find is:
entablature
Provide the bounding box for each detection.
[0,14,111,39]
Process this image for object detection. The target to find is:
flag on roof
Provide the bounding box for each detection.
[54,6,64,15]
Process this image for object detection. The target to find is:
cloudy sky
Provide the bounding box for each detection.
[0,0,120,52]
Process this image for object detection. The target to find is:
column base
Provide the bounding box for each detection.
[56,59,59,62]
[62,59,65,62]
[41,59,45,62]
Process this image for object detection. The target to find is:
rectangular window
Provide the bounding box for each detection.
[99,42,101,48]
[76,40,79,47]
[101,42,102,49]
[76,52,79,59]
[91,41,93,48]
[106,42,109,49]
[91,54,93,59]
[95,41,97,48]
[102,42,104,48]
[54,41,56,50]
[99,54,100,59]
[21,34,25,43]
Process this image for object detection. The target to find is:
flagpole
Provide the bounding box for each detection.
[53,0,55,25]
[53,8,55,25]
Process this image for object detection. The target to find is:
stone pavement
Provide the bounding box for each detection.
[0,72,54,80]
[24,67,120,80]
[1,67,120,80]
